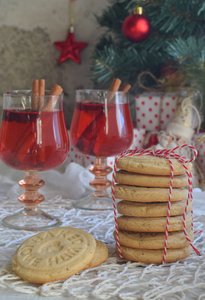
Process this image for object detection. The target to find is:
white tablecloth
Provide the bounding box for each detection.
[0,159,205,300]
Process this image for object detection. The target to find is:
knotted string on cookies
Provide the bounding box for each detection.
[111,144,199,264]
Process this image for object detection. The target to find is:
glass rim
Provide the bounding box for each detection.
[3,90,64,97]
[76,89,126,94]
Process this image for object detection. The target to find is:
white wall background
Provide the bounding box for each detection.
[0,0,109,127]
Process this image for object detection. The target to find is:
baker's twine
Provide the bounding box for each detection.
[111,144,200,264]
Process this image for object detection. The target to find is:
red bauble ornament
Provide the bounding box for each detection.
[122,8,151,43]
[54,31,87,64]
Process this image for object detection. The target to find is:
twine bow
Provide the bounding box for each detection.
[111,144,200,264]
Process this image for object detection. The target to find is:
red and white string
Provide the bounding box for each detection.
[111,144,200,264]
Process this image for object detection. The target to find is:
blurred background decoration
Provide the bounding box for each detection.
[0,0,205,128]
[92,0,205,123]
[0,0,109,128]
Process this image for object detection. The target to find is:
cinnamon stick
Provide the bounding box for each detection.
[38,79,45,110]
[31,79,39,110]
[119,83,131,94]
[42,84,63,111]
[107,78,121,102]
[108,78,122,92]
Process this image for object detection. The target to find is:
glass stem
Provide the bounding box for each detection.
[89,157,112,197]
[18,170,45,215]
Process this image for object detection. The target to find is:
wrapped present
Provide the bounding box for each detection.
[136,91,183,131]
[130,128,146,149]
[67,128,146,167]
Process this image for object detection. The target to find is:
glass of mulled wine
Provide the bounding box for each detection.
[70,89,133,210]
[0,90,69,230]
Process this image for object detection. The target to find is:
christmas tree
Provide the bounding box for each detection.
[92,0,205,95]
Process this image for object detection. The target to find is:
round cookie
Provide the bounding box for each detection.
[114,184,188,202]
[119,245,192,264]
[117,200,192,217]
[117,214,192,232]
[13,227,96,283]
[114,229,194,249]
[85,240,108,269]
[116,155,192,176]
[115,170,189,188]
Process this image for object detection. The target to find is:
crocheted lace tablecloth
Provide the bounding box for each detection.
[0,171,205,299]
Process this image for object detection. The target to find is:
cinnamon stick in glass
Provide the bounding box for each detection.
[38,79,45,110]
[119,83,131,94]
[31,79,39,110]
[109,78,122,92]
[12,83,63,166]
[75,78,122,152]
[107,78,121,103]
[42,84,63,111]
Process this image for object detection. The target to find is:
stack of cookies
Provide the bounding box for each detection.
[114,155,194,264]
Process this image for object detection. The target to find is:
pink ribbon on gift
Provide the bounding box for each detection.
[111,144,200,264]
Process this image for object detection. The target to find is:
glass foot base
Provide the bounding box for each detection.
[73,193,113,211]
[1,208,61,231]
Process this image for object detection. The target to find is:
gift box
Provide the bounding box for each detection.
[136,91,184,131]
[67,128,146,167]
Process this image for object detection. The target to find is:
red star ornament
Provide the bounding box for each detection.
[54,31,87,64]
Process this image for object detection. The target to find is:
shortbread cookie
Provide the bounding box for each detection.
[13,227,96,283]
[117,214,192,232]
[117,155,192,176]
[119,245,192,263]
[114,229,194,249]
[115,170,188,188]
[85,240,108,269]
[117,200,192,217]
[115,184,188,202]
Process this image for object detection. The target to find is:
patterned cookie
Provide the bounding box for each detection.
[85,240,108,269]
[119,245,192,263]
[115,184,188,202]
[114,229,194,249]
[13,227,96,283]
[117,214,192,232]
[115,170,189,188]
[117,200,192,217]
[116,155,192,176]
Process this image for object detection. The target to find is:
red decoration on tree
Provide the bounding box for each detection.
[122,7,151,43]
[54,31,87,64]
[54,0,87,64]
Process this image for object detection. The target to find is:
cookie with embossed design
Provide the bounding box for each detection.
[13,227,96,283]
[114,229,194,249]
[116,155,192,176]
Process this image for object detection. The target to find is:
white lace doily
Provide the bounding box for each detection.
[0,181,205,299]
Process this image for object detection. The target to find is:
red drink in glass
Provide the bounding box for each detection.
[70,101,133,157]
[0,109,69,171]
[0,89,69,230]
[69,89,133,210]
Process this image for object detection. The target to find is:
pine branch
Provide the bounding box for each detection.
[167,36,205,92]
[92,0,205,90]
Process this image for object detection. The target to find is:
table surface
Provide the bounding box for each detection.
[0,160,205,300]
